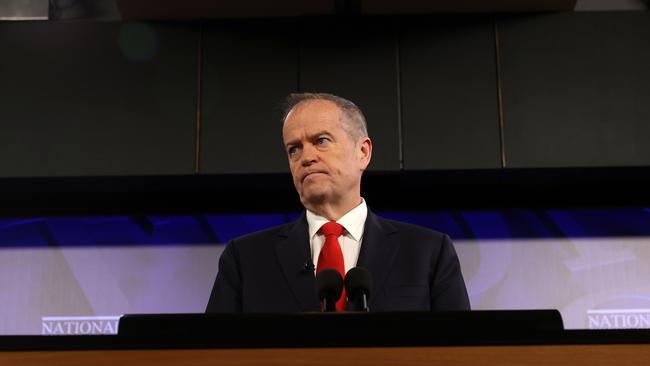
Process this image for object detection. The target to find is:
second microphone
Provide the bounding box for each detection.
[316,266,372,312]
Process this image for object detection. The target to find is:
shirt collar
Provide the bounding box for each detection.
[306,198,368,241]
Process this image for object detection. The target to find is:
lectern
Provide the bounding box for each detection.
[118,310,564,347]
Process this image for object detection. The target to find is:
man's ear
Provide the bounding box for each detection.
[358,137,372,171]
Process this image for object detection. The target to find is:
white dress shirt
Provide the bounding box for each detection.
[306,198,368,275]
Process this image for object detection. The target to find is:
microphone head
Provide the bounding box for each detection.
[316,268,344,302]
[344,266,372,302]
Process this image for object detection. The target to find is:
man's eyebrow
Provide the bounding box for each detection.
[285,131,333,147]
[310,130,333,138]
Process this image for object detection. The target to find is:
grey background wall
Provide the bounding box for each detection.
[1,11,650,178]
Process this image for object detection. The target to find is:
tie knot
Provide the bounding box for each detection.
[319,221,344,237]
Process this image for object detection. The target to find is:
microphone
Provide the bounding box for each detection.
[344,267,372,312]
[315,269,343,312]
[301,260,315,274]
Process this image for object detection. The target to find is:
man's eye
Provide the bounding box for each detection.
[317,137,329,145]
[288,146,299,156]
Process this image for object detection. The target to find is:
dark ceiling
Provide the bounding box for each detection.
[114,0,579,19]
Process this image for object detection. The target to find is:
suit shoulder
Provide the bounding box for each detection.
[232,222,293,242]
[377,216,450,242]
[227,220,307,254]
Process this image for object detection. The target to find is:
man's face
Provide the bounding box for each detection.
[282,100,371,211]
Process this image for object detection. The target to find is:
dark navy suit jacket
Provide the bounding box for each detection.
[205,210,470,312]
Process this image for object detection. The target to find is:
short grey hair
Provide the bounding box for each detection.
[283,92,368,140]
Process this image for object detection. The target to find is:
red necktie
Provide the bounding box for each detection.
[317,221,346,311]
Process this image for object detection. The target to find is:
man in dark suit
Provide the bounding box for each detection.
[206,93,470,312]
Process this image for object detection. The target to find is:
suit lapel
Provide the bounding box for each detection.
[356,211,400,308]
[274,213,320,311]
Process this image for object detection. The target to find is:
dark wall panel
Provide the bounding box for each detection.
[200,21,298,174]
[299,17,401,171]
[0,21,197,177]
[500,12,650,168]
[400,16,501,170]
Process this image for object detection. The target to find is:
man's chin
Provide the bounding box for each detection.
[299,189,329,207]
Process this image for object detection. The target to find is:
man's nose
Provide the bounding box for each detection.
[301,144,318,166]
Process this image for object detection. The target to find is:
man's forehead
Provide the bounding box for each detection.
[282,100,346,145]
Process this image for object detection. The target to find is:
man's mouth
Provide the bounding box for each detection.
[302,171,326,182]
